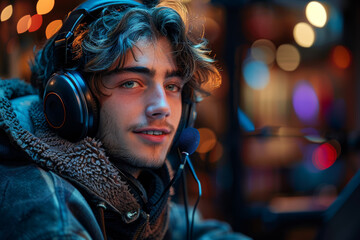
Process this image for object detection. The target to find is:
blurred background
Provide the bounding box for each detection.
[1,0,360,239]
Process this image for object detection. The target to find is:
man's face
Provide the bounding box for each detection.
[96,37,183,173]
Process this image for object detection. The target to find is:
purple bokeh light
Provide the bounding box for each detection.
[293,80,319,124]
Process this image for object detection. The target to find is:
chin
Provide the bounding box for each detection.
[109,149,167,169]
[138,154,167,168]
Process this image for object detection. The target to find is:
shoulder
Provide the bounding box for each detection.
[0,163,103,240]
[0,162,74,201]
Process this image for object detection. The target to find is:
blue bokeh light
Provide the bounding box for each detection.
[237,107,255,132]
[243,60,270,90]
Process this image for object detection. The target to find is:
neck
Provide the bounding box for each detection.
[121,165,141,179]
[110,158,142,179]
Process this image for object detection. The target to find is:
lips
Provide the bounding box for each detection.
[133,128,171,144]
[138,130,167,135]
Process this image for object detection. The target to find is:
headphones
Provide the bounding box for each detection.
[43,0,197,142]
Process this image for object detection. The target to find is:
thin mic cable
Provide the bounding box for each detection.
[184,153,202,240]
[153,154,188,207]
[182,168,190,240]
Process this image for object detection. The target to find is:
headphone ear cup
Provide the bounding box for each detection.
[43,71,99,142]
[172,95,197,149]
[181,99,197,132]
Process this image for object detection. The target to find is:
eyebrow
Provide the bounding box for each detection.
[107,66,182,79]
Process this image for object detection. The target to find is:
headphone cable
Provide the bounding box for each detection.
[187,157,202,240]
[182,170,190,240]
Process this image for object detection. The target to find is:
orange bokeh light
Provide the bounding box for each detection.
[45,19,62,39]
[332,45,351,69]
[17,15,31,34]
[37,0,55,15]
[196,128,217,154]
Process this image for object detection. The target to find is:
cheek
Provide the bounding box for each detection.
[100,95,144,129]
[171,100,183,126]
[99,98,127,129]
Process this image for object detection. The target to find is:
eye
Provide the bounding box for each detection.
[165,84,182,92]
[120,81,140,89]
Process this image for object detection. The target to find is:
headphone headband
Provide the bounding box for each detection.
[54,0,143,70]
[75,0,143,13]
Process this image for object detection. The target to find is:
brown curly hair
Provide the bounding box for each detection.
[30,0,221,100]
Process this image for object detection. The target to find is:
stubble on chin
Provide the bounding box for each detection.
[106,145,167,178]
[109,143,168,167]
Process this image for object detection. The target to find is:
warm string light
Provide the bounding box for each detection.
[45,19,62,39]
[293,22,315,48]
[17,15,32,34]
[37,0,55,15]
[306,1,328,28]
[276,44,300,71]
[1,5,13,22]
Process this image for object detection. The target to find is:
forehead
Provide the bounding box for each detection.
[123,37,176,68]
[100,37,182,87]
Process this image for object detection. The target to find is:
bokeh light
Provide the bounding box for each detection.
[208,142,224,164]
[291,143,344,192]
[312,143,337,170]
[250,39,276,65]
[28,14,43,32]
[1,5,13,22]
[45,19,62,39]
[331,45,351,69]
[238,107,255,132]
[276,44,301,71]
[293,22,315,48]
[292,80,319,124]
[197,128,217,154]
[305,135,326,143]
[243,60,270,90]
[17,15,32,34]
[302,128,326,143]
[306,1,327,28]
[37,0,55,15]
[327,5,343,41]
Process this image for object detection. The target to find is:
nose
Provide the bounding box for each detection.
[145,84,170,119]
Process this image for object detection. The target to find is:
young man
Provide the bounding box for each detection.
[0,0,250,239]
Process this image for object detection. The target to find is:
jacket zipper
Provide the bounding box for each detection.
[96,201,108,240]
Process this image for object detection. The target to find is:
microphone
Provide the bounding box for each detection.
[178,127,200,155]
